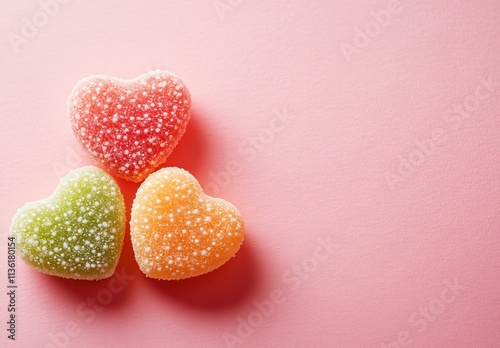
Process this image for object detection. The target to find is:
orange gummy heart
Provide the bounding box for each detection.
[130,168,245,280]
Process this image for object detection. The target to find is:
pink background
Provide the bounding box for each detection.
[1,1,499,347]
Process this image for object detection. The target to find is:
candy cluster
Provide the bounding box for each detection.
[11,71,245,280]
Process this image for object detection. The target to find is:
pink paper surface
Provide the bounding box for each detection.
[0,1,499,347]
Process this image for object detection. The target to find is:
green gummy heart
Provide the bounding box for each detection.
[11,166,126,280]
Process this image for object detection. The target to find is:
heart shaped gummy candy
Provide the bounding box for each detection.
[68,70,191,182]
[130,167,244,280]
[11,166,126,280]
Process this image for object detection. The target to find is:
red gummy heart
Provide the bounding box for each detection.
[68,71,191,182]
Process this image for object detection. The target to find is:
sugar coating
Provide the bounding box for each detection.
[69,70,191,182]
[10,166,126,280]
[130,167,244,280]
